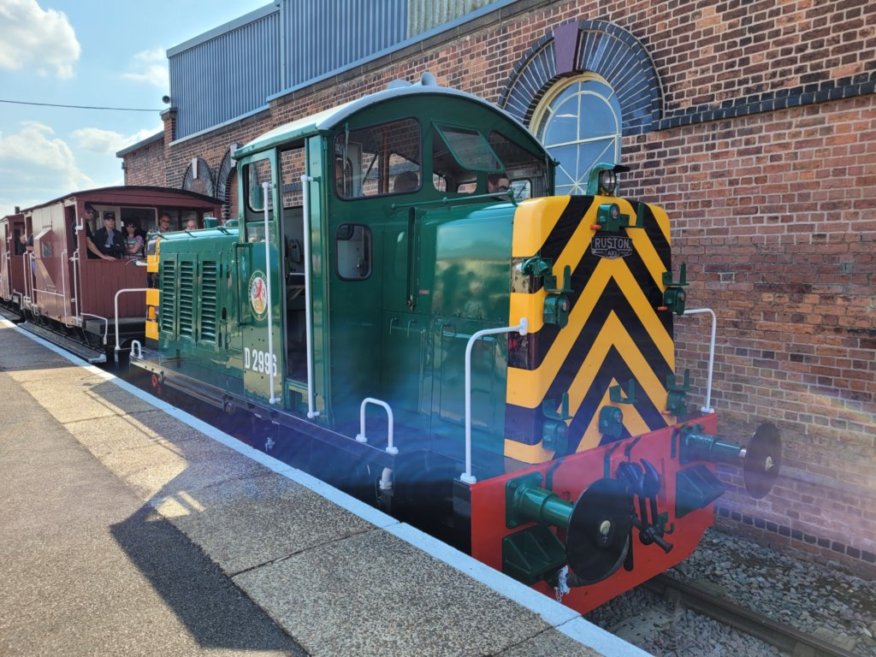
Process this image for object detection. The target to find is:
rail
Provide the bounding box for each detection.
[461,318,528,484]
[682,307,716,413]
[355,397,398,455]
[647,574,861,657]
[113,288,149,354]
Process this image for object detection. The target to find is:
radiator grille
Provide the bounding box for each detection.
[200,261,218,342]
[160,260,176,334]
[178,260,195,337]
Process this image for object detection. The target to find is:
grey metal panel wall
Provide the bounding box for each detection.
[281,0,407,89]
[407,0,496,35]
[170,10,281,140]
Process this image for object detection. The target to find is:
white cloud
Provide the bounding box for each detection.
[0,122,94,195]
[72,126,162,155]
[0,0,80,78]
[122,47,168,89]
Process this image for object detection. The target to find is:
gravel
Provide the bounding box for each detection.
[585,527,876,656]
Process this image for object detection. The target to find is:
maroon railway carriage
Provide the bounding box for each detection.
[16,186,221,362]
[0,212,29,318]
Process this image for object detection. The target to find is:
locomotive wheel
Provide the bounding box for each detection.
[743,422,782,499]
[565,478,634,585]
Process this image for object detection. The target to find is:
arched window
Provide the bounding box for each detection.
[532,74,622,195]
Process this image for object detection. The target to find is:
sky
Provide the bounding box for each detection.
[0,0,269,216]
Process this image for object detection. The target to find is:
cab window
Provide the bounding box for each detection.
[432,124,502,194]
[488,131,548,199]
[336,223,371,280]
[334,119,421,199]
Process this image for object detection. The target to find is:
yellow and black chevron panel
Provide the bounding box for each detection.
[505,195,675,464]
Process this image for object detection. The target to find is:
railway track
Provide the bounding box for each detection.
[645,574,861,657]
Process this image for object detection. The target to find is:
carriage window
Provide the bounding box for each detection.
[336,224,371,280]
[334,119,421,199]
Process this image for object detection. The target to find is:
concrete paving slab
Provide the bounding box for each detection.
[233,529,551,657]
[97,433,267,500]
[85,377,161,413]
[496,629,601,656]
[2,363,97,383]
[63,411,206,458]
[155,472,375,575]
[15,379,122,423]
[123,409,224,444]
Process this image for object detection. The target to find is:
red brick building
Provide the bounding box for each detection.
[120,0,876,574]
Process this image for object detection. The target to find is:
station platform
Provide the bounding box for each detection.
[0,320,647,657]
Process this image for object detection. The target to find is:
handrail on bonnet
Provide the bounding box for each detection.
[461,318,528,485]
[355,397,398,455]
[114,288,149,355]
[682,307,717,413]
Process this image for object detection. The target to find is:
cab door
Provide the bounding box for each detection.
[237,154,284,405]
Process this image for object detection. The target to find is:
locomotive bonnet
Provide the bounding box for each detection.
[130,74,781,613]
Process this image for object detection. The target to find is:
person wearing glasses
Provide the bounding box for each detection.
[487,173,510,194]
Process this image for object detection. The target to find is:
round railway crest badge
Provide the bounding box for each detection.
[249,271,268,319]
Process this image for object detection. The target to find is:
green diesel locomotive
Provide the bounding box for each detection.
[132,76,780,613]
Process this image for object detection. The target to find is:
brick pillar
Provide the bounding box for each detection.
[160,108,177,187]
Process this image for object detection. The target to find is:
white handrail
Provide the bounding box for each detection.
[80,313,109,345]
[461,318,528,484]
[59,249,69,326]
[683,307,717,413]
[130,339,143,360]
[262,181,278,404]
[70,248,81,319]
[300,174,319,418]
[355,397,398,455]
[22,252,33,309]
[114,288,149,354]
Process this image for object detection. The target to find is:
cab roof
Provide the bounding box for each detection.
[234,77,548,160]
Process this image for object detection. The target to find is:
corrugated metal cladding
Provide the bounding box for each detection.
[169,0,504,139]
[406,0,496,35]
[281,0,407,90]
[170,10,281,139]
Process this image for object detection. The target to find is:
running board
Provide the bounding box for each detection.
[19,322,106,363]
[0,306,23,323]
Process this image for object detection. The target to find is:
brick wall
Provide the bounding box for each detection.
[122,137,166,187]
[123,0,876,574]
